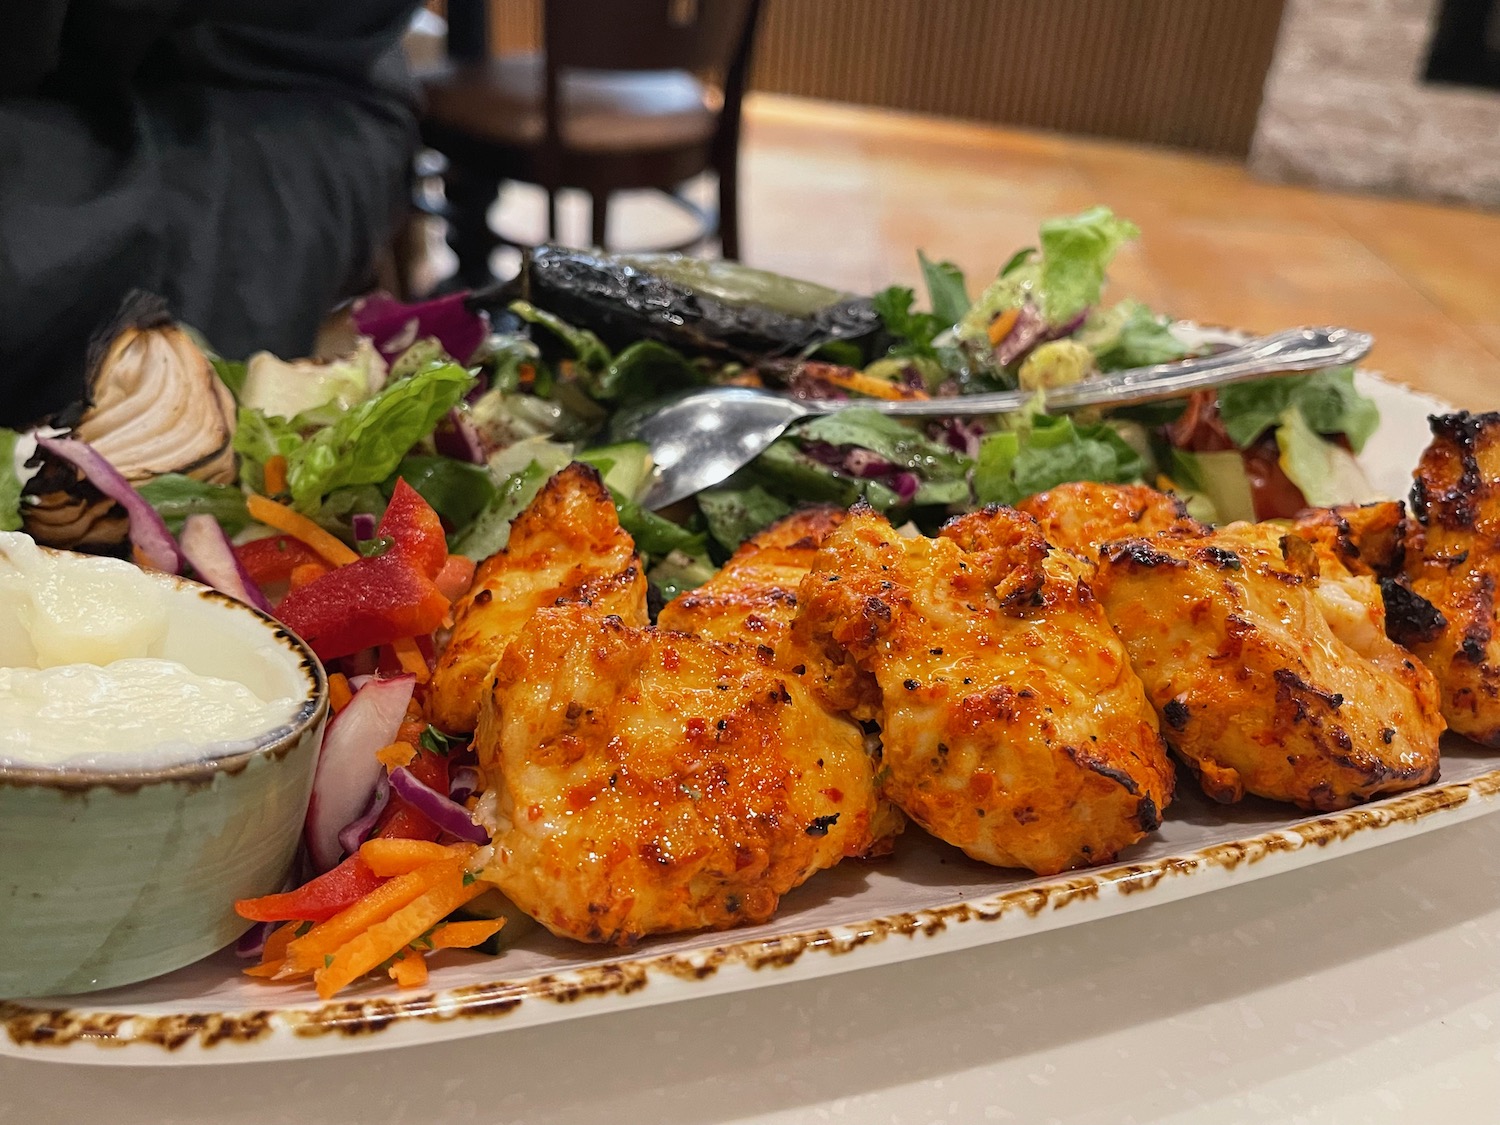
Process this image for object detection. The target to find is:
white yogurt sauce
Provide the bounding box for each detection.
[0,532,296,767]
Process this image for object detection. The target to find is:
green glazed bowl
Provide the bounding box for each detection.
[0,566,326,999]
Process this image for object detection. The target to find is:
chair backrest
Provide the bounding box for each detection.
[542,0,757,75]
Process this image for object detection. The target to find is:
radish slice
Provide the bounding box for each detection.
[180,513,274,612]
[336,770,390,857]
[389,766,489,843]
[304,674,416,873]
[36,436,183,572]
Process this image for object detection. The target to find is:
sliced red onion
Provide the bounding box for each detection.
[995,304,1049,367]
[891,471,922,503]
[1044,309,1090,342]
[36,436,182,572]
[347,673,375,691]
[336,770,390,857]
[449,765,481,805]
[352,292,488,366]
[800,440,849,470]
[939,418,984,458]
[304,674,417,873]
[389,766,489,843]
[351,512,377,542]
[432,409,487,464]
[180,513,274,612]
[843,449,899,479]
[235,920,277,960]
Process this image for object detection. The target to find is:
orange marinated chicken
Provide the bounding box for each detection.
[791,504,1173,876]
[1094,522,1444,809]
[428,463,647,733]
[1017,481,1203,555]
[1404,411,1500,744]
[659,505,905,850]
[658,506,845,655]
[473,606,883,943]
[1289,500,1408,579]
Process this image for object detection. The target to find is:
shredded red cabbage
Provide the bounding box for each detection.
[389,766,489,843]
[235,920,277,960]
[351,512,377,542]
[891,471,921,503]
[352,292,489,366]
[995,304,1050,367]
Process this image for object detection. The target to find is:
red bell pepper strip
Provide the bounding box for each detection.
[381,478,448,580]
[275,553,449,660]
[234,854,387,923]
[235,535,328,589]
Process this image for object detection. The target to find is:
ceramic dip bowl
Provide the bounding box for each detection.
[0,541,326,998]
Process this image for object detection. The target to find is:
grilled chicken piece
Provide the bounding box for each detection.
[658,506,845,655]
[1095,523,1444,809]
[473,606,883,943]
[660,505,905,850]
[428,463,647,733]
[1404,412,1500,744]
[1289,501,1408,579]
[791,504,1173,876]
[1017,481,1203,555]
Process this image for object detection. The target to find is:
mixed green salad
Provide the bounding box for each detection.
[1,206,1382,599]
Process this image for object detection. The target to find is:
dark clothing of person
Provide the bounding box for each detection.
[0,0,420,427]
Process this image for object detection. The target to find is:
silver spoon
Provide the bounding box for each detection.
[615,325,1373,510]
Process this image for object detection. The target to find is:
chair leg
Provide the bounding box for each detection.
[546,188,561,244]
[444,164,501,287]
[590,191,611,251]
[717,154,741,261]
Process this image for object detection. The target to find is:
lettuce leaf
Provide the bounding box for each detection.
[613,493,706,558]
[451,461,552,560]
[0,428,24,532]
[919,252,971,325]
[974,414,1148,505]
[135,474,250,536]
[234,361,475,512]
[388,455,496,532]
[1081,300,1190,372]
[1275,407,1381,509]
[1217,367,1379,453]
[698,486,791,551]
[1037,207,1140,323]
[793,410,969,483]
[872,286,946,358]
[958,206,1139,342]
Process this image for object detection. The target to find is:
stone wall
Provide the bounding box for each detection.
[1250,0,1500,207]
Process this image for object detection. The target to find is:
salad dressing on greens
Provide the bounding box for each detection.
[0,532,294,767]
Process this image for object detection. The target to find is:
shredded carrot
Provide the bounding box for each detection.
[262,921,300,964]
[289,561,329,589]
[243,960,287,978]
[245,494,359,567]
[517,362,535,389]
[376,740,417,771]
[987,306,1021,347]
[315,872,486,998]
[391,636,430,681]
[328,673,353,714]
[283,859,465,970]
[361,838,467,876]
[396,715,426,744]
[388,953,429,988]
[430,918,506,950]
[816,366,929,402]
[263,455,288,497]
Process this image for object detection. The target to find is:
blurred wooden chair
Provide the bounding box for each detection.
[415,0,762,288]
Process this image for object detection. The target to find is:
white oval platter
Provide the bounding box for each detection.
[5,369,1496,1067]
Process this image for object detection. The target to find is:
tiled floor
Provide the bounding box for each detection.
[460,94,1500,410]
